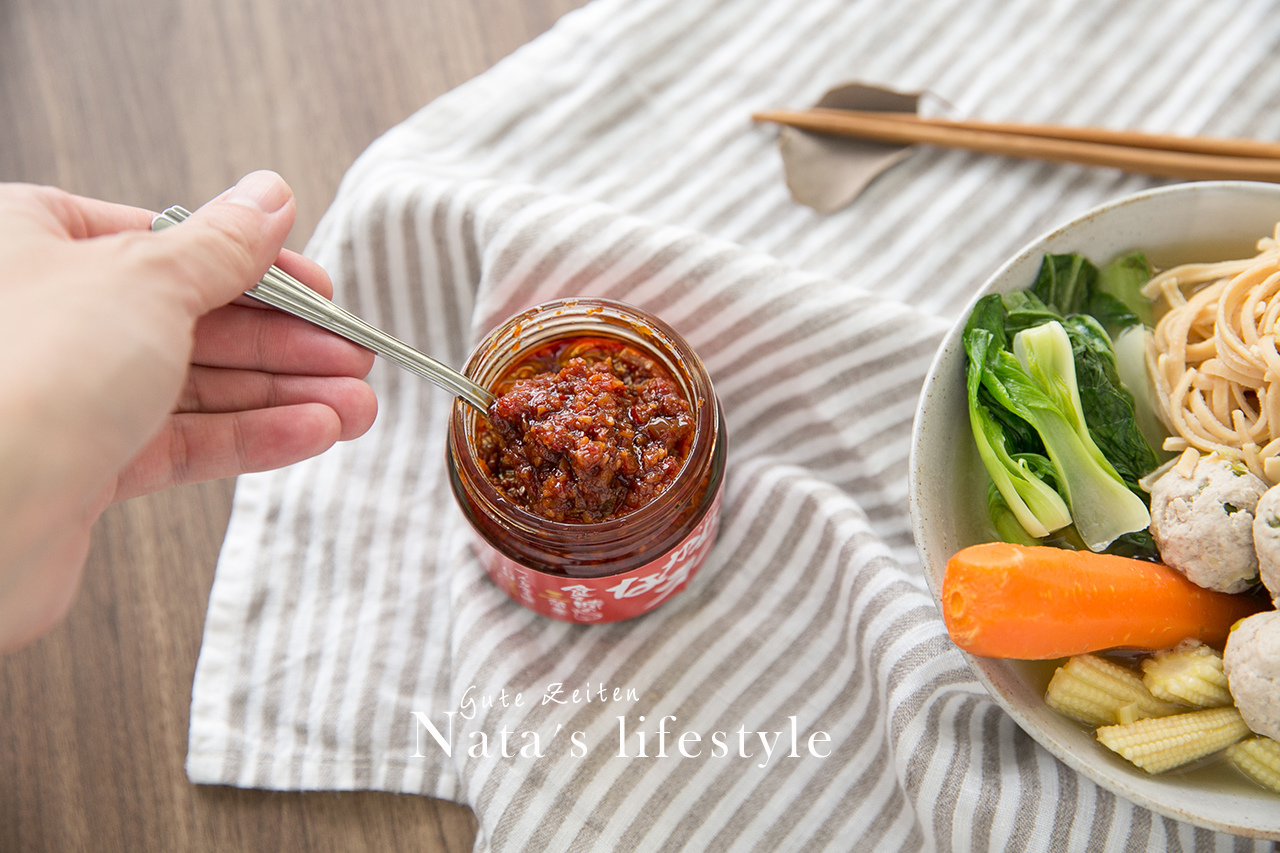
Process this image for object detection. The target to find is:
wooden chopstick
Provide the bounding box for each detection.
[770,109,1280,158]
[752,108,1280,182]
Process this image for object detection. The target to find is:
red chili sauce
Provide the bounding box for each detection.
[480,337,695,523]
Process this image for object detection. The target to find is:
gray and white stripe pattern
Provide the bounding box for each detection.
[187,0,1280,848]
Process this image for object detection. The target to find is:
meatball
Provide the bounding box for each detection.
[1253,485,1280,602]
[1224,610,1280,740]
[1148,455,1266,594]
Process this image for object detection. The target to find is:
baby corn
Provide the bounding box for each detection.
[1140,640,1232,708]
[1227,737,1280,794]
[1097,707,1250,774]
[1045,654,1180,727]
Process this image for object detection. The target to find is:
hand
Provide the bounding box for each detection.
[0,171,377,651]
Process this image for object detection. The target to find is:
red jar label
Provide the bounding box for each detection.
[475,485,723,623]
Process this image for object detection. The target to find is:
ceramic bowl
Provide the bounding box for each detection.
[909,181,1280,838]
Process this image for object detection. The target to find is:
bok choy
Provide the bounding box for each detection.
[963,252,1160,552]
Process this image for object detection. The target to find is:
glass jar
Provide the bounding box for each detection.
[447,298,726,623]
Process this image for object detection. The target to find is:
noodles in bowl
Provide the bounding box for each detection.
[1146,225,1280,483]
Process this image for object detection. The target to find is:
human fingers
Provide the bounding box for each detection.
[112,403,343,501]
[134,170,297,317]
[191,303,376,376]
[273,249,336,300]
[226,249,336,307]
[175,367,377,441]
[0,183,153,239]
[0,182,332,298]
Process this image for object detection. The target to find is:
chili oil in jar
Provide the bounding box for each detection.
[447,298,725,623]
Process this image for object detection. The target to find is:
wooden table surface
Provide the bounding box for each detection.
[0,0,585,849]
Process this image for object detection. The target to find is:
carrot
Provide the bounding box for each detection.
[942,542,1266,659]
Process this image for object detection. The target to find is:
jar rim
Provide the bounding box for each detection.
[449,297,722,550]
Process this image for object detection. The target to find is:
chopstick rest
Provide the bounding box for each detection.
[766,83,926,214]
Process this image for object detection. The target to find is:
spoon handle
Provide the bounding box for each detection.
[151,206,495,412]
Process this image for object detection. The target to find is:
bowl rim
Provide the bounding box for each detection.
[908,179,1280,838]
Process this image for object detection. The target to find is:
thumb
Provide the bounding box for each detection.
[151,170,296,316]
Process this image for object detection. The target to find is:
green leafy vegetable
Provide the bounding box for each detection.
[997,289,1159,480]
[1060,315,1160,493]
[1103,529,1162,562]
[981,381,1045,455]
[963,251,1165,552]
[1098,251,1156,328]
[1085,291,1140,339]
[1030,252,1151,337]
[971,296,1045,455]
[1008,321,1152,550]
[1025,521,1162,562]
[964,311,1152,551]
[965,321,1072,539]
[987,482,1041,547]
[1001,290,1063,336]
[1112,325,1169,455]
[1031,253,1096,316]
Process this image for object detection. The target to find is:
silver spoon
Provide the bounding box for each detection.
[151,205,495,412]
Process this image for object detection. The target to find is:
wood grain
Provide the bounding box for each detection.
[0,0,585,850]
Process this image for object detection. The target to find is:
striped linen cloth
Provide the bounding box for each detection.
[186,0,1280,849]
